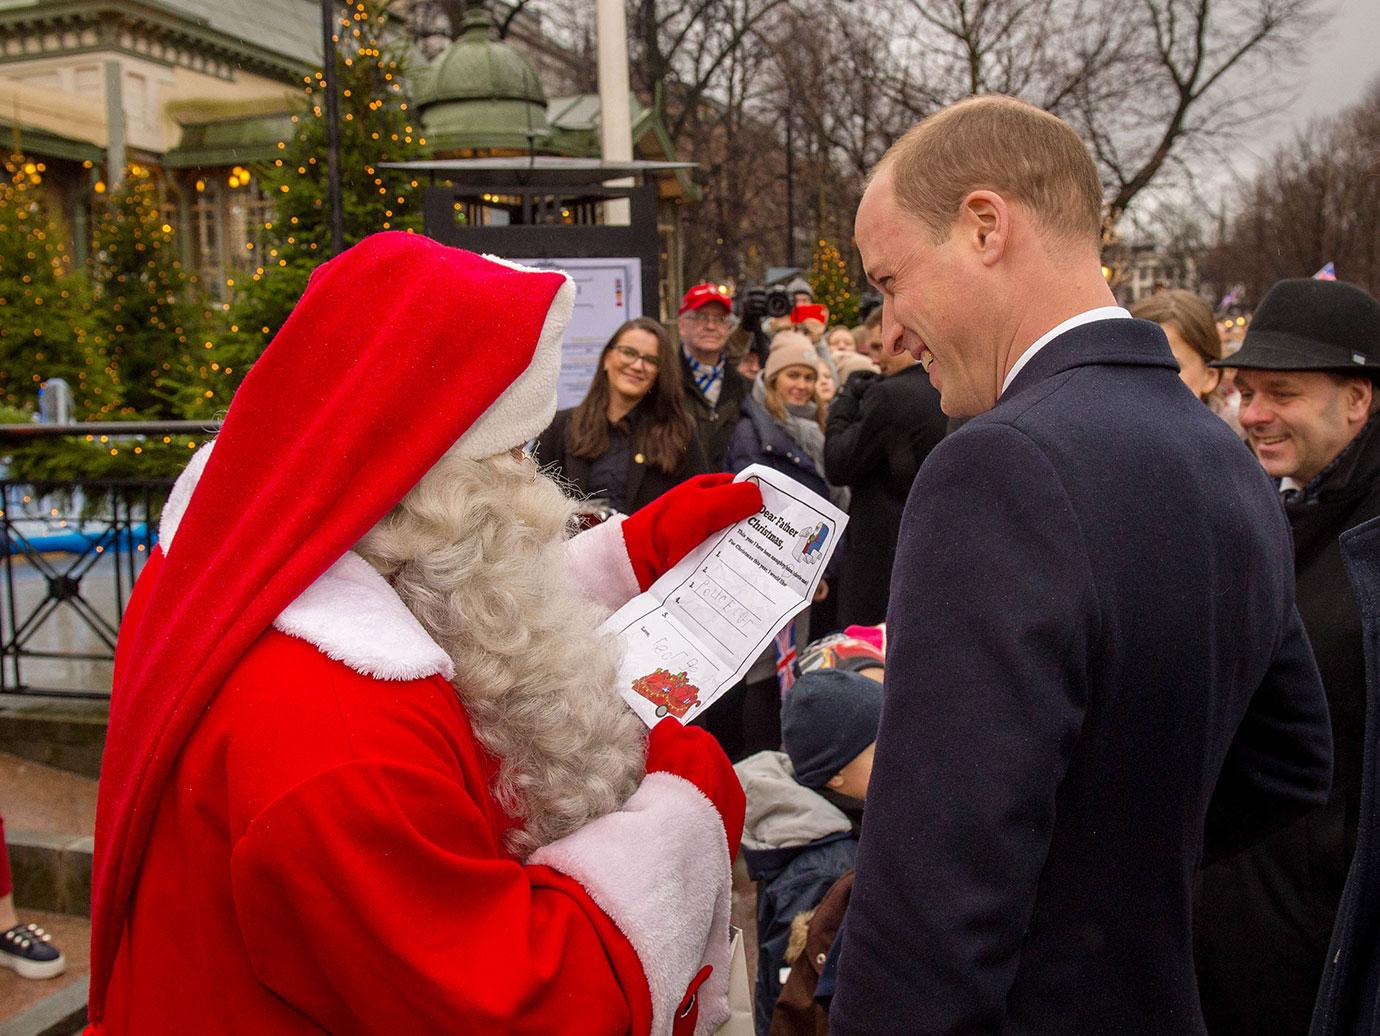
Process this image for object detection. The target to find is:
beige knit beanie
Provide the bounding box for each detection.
[765,331,820,384]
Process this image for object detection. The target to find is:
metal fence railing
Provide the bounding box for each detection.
[0,479,172,698]
[0,422,217,699]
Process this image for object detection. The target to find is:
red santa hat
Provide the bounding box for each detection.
[88,232,574,1011]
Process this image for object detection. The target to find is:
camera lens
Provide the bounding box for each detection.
[765,288,792,318]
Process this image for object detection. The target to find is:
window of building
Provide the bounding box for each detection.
[73,65,100,95]
[192,179,222,287]
[125,71,150,131]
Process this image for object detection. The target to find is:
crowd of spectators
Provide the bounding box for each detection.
[530,264,1380,1035]
[58,86,1377,1033]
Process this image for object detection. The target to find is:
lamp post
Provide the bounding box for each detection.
[321,0,344,255]
[596,0,634,225]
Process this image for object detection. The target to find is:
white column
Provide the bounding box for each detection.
[104,60,125,186]
[596,0,634,225]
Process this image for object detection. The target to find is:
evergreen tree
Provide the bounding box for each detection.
[0,153,109,414]
[809,238,859,327]
[89,165,205,418]
[203,0,426,406]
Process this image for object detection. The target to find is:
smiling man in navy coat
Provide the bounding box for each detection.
[829,95,1335,1034]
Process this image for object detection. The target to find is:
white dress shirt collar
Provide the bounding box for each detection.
[1000,306,1132,396]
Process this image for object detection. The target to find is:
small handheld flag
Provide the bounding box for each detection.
[773,620,797,697]
[1313,262,1337,281]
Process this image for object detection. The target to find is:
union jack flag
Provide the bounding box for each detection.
[1314,262,1337,281]
[773,620,797,697]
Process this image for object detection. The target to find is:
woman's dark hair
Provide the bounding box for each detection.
[567,317,696,474]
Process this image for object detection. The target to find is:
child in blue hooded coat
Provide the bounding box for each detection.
[734,668,881,1033]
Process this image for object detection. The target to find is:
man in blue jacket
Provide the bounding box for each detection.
[830,94,1334,1034]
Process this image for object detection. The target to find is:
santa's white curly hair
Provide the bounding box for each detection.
[354,450,647,857]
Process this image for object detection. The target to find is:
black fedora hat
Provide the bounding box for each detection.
[1213,278,1380,375]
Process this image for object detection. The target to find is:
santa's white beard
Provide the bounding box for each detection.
[354,451,647,857]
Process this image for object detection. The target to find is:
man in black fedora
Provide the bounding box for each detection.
[1197,277,1380,1035]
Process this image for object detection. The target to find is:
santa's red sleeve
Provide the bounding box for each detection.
[230,753,656,1035]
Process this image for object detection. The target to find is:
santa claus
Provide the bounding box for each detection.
[85,233,760,1034]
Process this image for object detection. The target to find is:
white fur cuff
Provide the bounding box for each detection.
[530,772,734,1036]
[452,258,575,460]
[565,516,641,613]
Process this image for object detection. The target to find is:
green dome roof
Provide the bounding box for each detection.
[415,8,550,152]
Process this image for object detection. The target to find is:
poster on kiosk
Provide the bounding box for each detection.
[529,257,644,409]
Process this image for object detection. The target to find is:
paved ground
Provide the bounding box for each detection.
[0,754,95,1027]
[0,755,97,837]
[0,910,89,1024]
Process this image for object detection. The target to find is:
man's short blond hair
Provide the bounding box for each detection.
[878,95,1104,248]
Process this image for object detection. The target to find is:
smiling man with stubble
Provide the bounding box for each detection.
[829,95,1334,1035]
[1195,277,1380,1035]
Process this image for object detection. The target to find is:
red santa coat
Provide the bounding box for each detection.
[92,451,733,1034]
[87,238,735,1034]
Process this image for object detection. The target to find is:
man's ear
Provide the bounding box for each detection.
[825,773,845,791]
[1346,376,1374,422]
[959,190,1008,267]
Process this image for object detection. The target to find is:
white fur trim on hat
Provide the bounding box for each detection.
[529,771,734,1035]
[158,441,214,549]
[451,256,575,460]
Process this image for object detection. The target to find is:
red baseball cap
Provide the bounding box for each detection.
[678,282,733,315]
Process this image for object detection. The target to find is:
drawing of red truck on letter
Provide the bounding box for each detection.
[631,667,703,718]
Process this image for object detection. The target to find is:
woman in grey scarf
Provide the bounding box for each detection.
[726,331,847,510]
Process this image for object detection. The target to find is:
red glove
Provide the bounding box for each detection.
[621,473,763,591]
[645,718,746,863]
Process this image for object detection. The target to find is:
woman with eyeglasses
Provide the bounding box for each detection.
[535,317,707,515]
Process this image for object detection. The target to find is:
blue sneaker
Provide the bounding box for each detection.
[0,922,65,980]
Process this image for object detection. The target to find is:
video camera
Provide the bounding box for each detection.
[736,285,794,328]
[735,286,795,362]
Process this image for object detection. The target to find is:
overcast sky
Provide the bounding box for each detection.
[1170,0,1378,223]
[1245,0,1379,162]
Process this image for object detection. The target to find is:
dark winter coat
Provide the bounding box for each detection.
[725,395,831,501]
[681,355,751,471]
[822,364,947,626]
[1312,513,1380,1035]
[737,752,858,1036]
[830,318,1334,1035]
[534,405,707,514]
[1197,416,1380,1035]
[770,870,854,1036]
